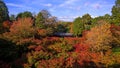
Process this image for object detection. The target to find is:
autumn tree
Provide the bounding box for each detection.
[73,17,84,36]
[37,28,54,37]
[111,0,120,25]
[110,24,120,46]
[2,20,11,32]
[86,20,113,54]
[2,18,36,45]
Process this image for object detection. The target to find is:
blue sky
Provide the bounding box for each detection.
[4,0,115,21]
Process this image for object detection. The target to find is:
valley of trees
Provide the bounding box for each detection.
[0,0,120,68]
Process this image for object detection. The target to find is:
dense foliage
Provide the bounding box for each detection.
[86,20,113,53]
[73,17,84,36]
[16,11,33,20]
[112,0,120,25]
[0,0,9,23]
[0,0,120,68]
[2,18,36,45]
[0,0,9,33]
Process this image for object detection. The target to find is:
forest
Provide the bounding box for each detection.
[0,0,120,68]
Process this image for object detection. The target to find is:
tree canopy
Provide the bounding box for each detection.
[73,17,84,36]
[0,0,9,23]
[16,11,33,20]
[111,0,120,25]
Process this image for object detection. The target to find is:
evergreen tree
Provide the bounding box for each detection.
[82,14,92,24]
[73,17,84,37]
[16,11,33,20]
[0,0,9,23]
[10,14,16,21]
[35,10,53,28]
[0,0,9,33]
[82,13,92,30]
[35,12,45,28]
[111,0,120,25]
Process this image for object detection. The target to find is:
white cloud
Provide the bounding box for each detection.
[67,6,81,11]
[84,1,113,9]
[6,3,31,9]
[59,0,78,7]
[58,16,79,21]
[92,3,101,9]
[41,3,52,7]
[91,15,98,18]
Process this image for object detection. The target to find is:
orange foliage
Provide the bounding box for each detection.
[2,20,11,29]
[41,37,61,45]
[2,18,36,45]
[37,29,47,37]
[85,20,113,52]
[64,37,81,45]
[37,57,64,68]
[110,24,120,45]
[74,43,101,67]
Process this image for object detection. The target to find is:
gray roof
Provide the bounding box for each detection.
[54,33,73,37]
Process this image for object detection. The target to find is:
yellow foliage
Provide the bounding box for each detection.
[86,20,113,52]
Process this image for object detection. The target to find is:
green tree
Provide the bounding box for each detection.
[0,0,9,23]
[35,12,45,28]
[73,17,84,36]
[55,23,68,33]
[35,9,57,28]
[111,0,120,25]
[10,14,16,21]
[104,14,111,19]
[82,13,92,30]
[82,14,92,24]
[16,11,33,19]
[46,16,58,25]
[103,14,111,22]
[0,0,9,33]
[35,10,51,28]
[40,9,51,19]
[91,14,111,27]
